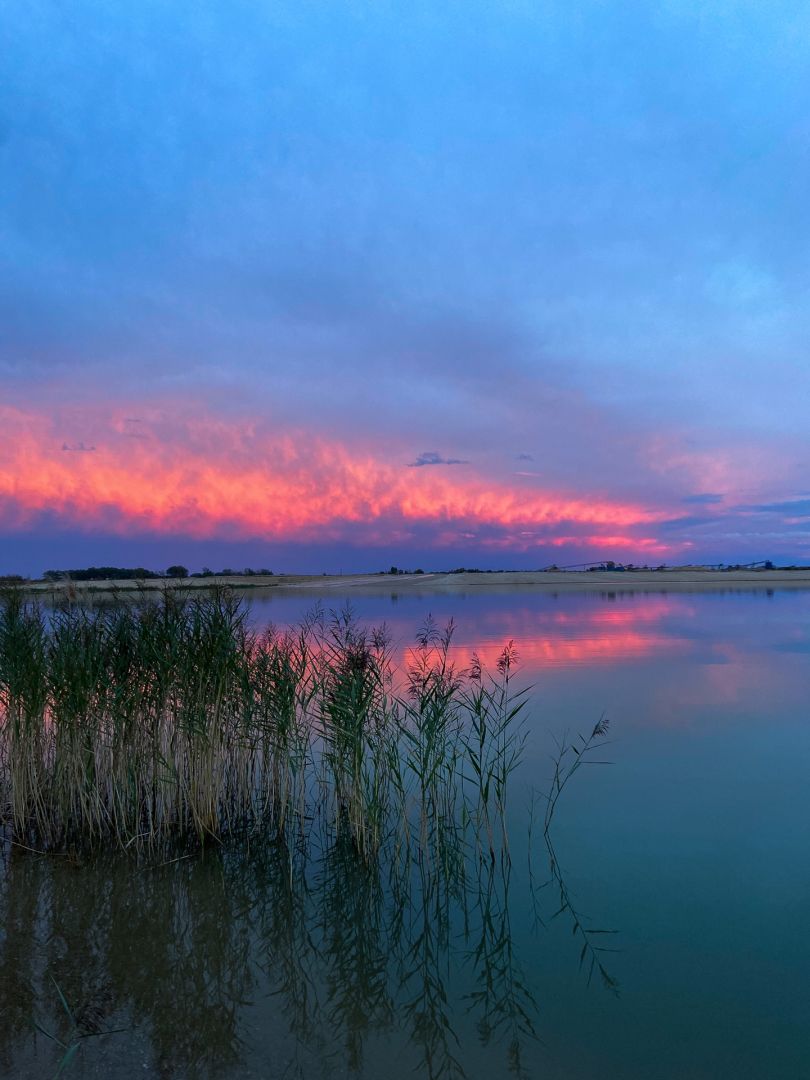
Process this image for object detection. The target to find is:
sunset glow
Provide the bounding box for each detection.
[3,2,810,573]
[1,405,685,559]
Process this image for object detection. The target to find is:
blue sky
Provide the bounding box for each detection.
[2,1,810,573]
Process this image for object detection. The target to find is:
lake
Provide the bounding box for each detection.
[2,584,808,1078]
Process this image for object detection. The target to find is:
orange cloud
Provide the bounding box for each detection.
[0,404,680,552]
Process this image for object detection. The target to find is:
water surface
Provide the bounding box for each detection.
[2,586,808,1078]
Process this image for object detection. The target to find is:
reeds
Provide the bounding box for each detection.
[0,589,528,863]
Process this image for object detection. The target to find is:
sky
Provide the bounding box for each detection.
[2,0,810,575]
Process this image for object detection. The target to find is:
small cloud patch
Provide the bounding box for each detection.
[682,494,725,505]
[62,442,96,452]
[516,452,533,461]
[747,497,810,517]
[408,451,469,468]
[681,493,723,505]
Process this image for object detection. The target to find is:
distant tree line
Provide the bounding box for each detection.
[42,566,275,582]
[43,566,162,582]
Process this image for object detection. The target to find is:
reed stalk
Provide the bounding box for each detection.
[0,589,528,866]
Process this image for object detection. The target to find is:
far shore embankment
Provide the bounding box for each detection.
[18,568,810,597]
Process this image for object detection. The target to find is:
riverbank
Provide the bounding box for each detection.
[18,567,810,596]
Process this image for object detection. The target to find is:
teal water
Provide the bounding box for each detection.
[2,587,808,1078]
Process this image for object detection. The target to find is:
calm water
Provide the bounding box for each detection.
[2,586,809,1079]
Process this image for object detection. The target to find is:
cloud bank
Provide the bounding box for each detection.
[0,405,676,558]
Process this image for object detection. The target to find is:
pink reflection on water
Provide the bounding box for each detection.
[376,595,695,678]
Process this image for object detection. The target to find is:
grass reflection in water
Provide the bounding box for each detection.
[0,587,616,1078]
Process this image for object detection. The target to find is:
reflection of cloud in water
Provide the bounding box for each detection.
[373,597,696,673]
[668,641,797,711]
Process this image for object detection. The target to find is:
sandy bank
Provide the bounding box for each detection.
[19,568,810,597]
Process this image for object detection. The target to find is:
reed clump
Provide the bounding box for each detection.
[0,589,528,860]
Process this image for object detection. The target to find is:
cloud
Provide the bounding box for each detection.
[681,493,723,505]
[0,404,670,556]
[408,451,470,468]
[517,453,534,461]
[745,497,810,518]
[658,514,718,531]
[7,400,809,562]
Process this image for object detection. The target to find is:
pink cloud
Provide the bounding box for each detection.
[0,403,679,555]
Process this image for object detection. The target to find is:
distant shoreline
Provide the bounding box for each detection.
[17,568,810,596]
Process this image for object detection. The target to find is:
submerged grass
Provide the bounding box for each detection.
[0,587,528,864]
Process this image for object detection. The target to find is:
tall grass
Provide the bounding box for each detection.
[0,588,528,863]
